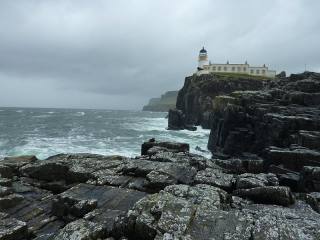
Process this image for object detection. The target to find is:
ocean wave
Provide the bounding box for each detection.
[123,117,167,132]
[74,112,86,116]
[32,114,51,118]
[179,128,210,137]
[0,109,211,160]
[114,136,134,140]
[3,135,140,160]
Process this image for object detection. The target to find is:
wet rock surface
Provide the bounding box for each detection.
[0,139,320,239]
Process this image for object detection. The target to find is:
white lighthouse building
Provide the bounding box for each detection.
[198,47,209,70]
[196,47,276,78]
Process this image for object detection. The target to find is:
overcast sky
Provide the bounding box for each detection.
[0,0,319,110]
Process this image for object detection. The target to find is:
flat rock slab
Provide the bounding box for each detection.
[1,181,64,238]
[52,183,147,220]
[52,219,104,240]
[194,168,234,191]
[0,216,28,240]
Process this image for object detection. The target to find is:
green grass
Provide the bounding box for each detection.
[210,72,272,80]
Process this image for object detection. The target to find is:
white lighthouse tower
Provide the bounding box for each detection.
[198,47,208,70]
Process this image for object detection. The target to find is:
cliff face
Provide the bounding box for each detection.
[208,72,320,162]
[143,91,178,112]
[169,71,320,194]
[169,73,266,129]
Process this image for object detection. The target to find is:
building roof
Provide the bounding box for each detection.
[200,47,207,53]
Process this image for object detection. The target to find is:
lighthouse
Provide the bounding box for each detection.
[198,47,208,70]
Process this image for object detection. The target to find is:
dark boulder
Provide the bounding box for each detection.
[276,71,286,78]
[300,166,320,192]
[167,109,186,130]
[141,140,189,156]
[234,186,294,206]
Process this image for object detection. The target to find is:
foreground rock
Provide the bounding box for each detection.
[0,140,320,239]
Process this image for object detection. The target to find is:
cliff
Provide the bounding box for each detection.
[168,70,320,196]
[168,73,267,129]
[208,71,320,159]
[142,90,178,112]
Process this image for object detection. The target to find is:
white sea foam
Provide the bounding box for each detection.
[76,112,85,116]
[32,114,51,118]
[124,117,167,132]
[0,109,212,160]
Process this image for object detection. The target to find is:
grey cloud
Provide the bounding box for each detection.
[0,0,319,109]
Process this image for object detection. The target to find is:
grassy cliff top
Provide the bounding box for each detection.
[211,72,272,80]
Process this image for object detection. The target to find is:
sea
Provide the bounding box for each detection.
[0,107,211,160]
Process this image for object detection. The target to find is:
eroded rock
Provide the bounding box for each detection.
[234,186,294,206]
[0,216,28,240]
[53,219,105,240]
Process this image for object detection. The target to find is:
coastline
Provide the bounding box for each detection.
[1,72,320,239]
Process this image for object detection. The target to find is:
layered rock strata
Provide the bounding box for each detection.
[168,73,266,129]
[0,140,320,239]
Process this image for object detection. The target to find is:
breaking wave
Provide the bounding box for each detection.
[0,108,211,159]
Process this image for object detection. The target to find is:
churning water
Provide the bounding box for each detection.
[0,107,211,159]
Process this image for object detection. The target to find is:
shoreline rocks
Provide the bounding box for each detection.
[0,140,320,239]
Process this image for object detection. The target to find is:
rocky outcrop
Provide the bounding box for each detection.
[143,91,178,112]
[168,73,266,129]
[1,140,320,239]
[207,72,320,167]
[167,109,197,131]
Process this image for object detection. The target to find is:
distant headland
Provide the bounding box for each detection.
[142,90,178,112]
